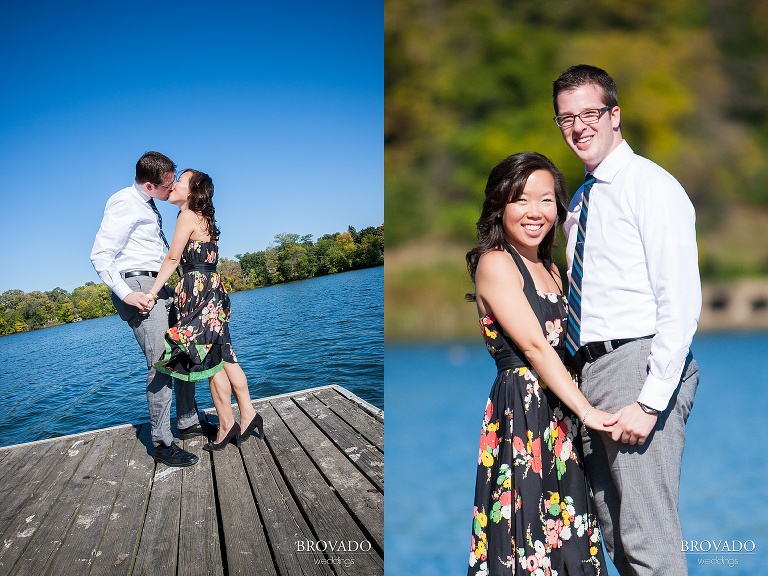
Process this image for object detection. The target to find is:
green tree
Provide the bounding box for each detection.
[0,289,25,312]
[72,282,115,320]
[19,291,56,329]
[264,246,283,285]
[0,308,10,335]
[354,226,385,268]
[237,251,268,286]
[218,258,250,292]
[45,287,71,305]
[274,233,309,281]
[313,234,337,276]
[56,300,75,324]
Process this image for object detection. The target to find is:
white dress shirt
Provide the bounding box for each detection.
[91,183,166,301]
[564,140,701,411]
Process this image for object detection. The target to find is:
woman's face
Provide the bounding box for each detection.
[502,170,557,256]
[168,171,191,208]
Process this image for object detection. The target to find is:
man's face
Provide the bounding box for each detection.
[555,84,621,172]
[147,171,175,201]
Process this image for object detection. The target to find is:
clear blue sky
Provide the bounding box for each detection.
[0,1,382,293]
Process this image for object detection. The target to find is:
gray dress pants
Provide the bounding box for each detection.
[579,338,698,576]
[112,276,199,447]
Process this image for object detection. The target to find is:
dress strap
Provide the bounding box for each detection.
[502,241,548,328]
[543,259,564,297]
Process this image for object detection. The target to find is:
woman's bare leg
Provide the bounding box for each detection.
[209,370,236,443]
[223,363,255,425]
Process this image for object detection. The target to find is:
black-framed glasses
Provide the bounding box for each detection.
[553,106,612,129]
[154,181,174,190]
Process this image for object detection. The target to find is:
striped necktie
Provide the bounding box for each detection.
[565,174,596,357]
[147,198,170,249]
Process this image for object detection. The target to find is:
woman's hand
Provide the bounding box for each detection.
[583,408,616,433]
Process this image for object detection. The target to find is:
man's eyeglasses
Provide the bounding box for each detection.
[553,106,612,129]
[154,182,173,190]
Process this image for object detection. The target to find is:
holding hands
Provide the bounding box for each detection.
[123,291,154,315]
[582,404,657,445]
[121,291,161,315]
[582,407,615,434]
[603,403,658,446]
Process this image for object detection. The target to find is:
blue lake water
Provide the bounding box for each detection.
[0,266,383,448]
[385,332,768,575]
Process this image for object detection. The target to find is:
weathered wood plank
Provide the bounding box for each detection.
[11,431,116,576]
[0,438,66,529]
[314,388,384,450]
[262,402,383,576]
[239,405,334,576]
[211,440,275,575]
[0,441,46,488]
[293,393,384,492]
[130,454,183,575]
[0,438,76,574]
[49,426,139,574]
[178,436,224,576]
[89,424,154,576]
[275,399,383,551]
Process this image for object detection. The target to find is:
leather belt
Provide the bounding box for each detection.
[121,270,159,279]
[578,336,652,362]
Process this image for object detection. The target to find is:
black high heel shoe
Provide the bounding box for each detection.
[240,413,264,442]
[203,422,241,452]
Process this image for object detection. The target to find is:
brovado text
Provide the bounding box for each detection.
[295,539,373,553]
[681,540,756,553]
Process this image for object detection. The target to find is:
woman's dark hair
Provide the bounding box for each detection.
[465,152,568,293]
[182,169,220,241]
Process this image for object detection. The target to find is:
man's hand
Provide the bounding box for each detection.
[603,402,658,445]
[123,291,153,314]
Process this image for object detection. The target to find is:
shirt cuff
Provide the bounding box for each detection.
[113,281,133,302]
[637,373,676,412]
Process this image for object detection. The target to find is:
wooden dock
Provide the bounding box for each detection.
[0,385,383,576]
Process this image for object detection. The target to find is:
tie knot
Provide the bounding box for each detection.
[584,173,596,187]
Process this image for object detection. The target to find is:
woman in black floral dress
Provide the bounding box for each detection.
[465,153,610,575]
[147,169,263,451]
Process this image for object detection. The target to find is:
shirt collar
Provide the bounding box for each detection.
[590,140,633,184]
[133,181,151,202]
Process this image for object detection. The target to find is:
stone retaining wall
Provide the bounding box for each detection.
[700,280,768,330]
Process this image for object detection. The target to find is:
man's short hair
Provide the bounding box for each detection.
[135,151,176,184]
[552,64,619,115]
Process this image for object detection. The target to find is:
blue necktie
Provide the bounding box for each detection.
[147,198,170,249]
[565,174,596,357]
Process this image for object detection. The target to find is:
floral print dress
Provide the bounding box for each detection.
[469,245,605,576]
[154,239,237,382]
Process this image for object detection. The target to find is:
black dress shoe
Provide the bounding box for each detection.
[240,413,264,442]
[203,422,241,452]
[153,442,199,467]
[178,420,218,440]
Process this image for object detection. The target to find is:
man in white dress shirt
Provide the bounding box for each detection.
[552,65,701,575]
[91,151,213,467]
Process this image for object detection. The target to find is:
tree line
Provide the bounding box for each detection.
[0,225,383,336]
